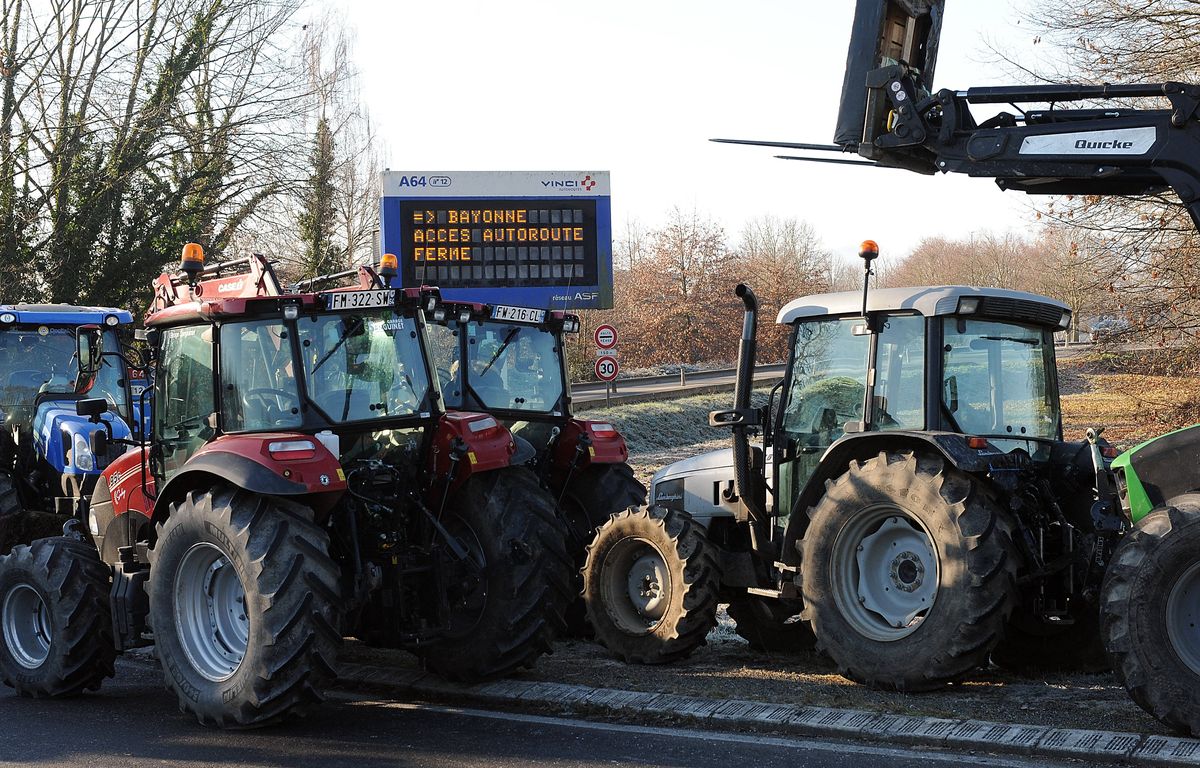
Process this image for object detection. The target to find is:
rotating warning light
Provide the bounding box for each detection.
[379,252,399,280]
[181,242,205,279]
[859,240,880,261]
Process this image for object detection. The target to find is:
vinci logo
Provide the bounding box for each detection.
[541,175,599,192]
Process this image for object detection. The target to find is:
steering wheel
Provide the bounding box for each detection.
[246,387,301,421]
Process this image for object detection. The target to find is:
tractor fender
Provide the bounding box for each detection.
[152,434,346,524]
[431,412,517,493]
[553,419,629,468]
[778,430,993,568]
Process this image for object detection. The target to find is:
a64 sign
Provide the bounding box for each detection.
[595,356,619,382]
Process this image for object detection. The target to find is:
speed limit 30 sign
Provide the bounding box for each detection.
[595,356,619,381]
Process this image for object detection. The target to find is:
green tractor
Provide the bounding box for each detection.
[1102,431,1200,735]
[584,254,1125,684]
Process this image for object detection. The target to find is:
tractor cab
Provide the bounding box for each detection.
[0,305,137,512]
[769,285,1071,527]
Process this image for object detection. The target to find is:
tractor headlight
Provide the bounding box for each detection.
[72,432,94,472]
[104,314,120,327]
[957,297,980,315]
[0,312,16,324]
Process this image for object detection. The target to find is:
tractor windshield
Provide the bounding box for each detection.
[941,318,1060,441]
[297,308,434,423]
[0,326,129,427]
[429,321,565,414]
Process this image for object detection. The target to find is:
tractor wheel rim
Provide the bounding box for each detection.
[832,505,938,642]
[174,542,249,682]
[601,537,672,635]
[2,584,51,669]
[1166,560,1200,676]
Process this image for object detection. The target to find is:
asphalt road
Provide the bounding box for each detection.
[0,658,1073,768]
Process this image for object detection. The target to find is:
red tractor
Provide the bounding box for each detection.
[0,246,573,727]
[298,257,646,633]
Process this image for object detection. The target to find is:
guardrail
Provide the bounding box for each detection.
[570,362,787,390]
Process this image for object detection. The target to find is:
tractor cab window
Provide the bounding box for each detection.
[0,326,129,428]
[219,320,302,432]
[297,309,433,423]
[780,317,870,447]
[872,314,925,430]
[155,325,215,479]
[942,318,1060,440]
[432,321,564,414]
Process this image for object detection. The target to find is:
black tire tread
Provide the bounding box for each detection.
[583,505,721,664]
[416,467,574,682]
[561,463,646,636]
[1101,500,1200,736]
[727,595,816,653]
[801,450,1019,691]
[149,487,342,729]
[0,536,115,697]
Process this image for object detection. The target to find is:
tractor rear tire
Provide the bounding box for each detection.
[801,450,1018,691]
[560,463,647,636]
[990,601,1108,674]
[0,473,25,555]
[149,487,342,729]
[583,505,721,664]
[415,467,573,682]
[1101,497,1200,737]
[0,536,115,696]
[727,595,816,653]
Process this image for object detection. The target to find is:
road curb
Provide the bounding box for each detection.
[336,662,1200,766]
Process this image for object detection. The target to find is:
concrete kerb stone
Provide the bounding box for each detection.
[335,663,1200,766]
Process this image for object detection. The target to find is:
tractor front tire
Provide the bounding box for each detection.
[1101,497,1200,737]
[727,595,816,653]
[149,487,342,729]
[0,536,115,696]
[560,463,647,636]
[801,450,1017,691]
[583,505,721,664]
[415,467,574,682]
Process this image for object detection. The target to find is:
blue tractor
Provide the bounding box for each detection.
[0,305,139,552]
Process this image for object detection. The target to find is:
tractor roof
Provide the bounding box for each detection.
[777,286,1070,327]
[0,304,133,326]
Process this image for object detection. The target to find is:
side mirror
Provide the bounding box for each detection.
[76,397,109,422]
[76,326,103,377]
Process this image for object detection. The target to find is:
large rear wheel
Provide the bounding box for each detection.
[415,467,574,681]
[149,487,342,728]
[1101,497,1200,736]
[0,536,115,696]
[801,451,1017,691]
[583,505,721,664]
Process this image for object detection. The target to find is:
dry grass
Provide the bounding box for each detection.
[1060,356,1200,448]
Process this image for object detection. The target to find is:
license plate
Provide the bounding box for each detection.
[490,305,545,324]
[323,289,393,310]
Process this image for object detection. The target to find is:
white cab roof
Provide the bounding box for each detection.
[776,286,1069,324]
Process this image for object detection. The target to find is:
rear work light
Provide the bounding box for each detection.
[268,439,317,460]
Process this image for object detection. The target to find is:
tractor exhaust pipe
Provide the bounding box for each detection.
[730,284,766,525]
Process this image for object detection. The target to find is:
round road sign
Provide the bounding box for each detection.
[594,324,618,349]
[595,356,619,382]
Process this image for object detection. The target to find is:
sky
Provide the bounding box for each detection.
[341,1,1045,268]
